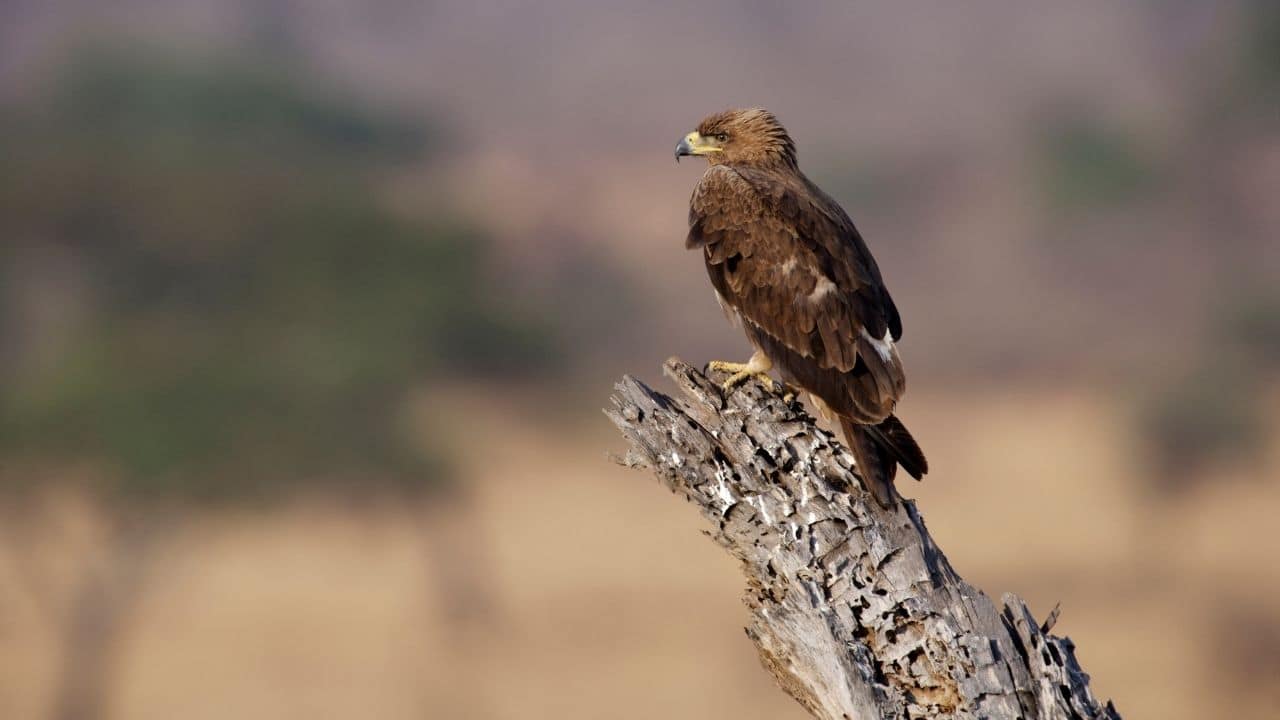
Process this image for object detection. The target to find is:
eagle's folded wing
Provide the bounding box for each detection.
[687,165,903,407]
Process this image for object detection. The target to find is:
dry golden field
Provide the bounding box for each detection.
[2,382,1276,720]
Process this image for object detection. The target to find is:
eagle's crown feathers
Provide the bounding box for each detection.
[696,108,797,168]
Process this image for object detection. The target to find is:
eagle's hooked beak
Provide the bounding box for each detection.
[674,131,720,163]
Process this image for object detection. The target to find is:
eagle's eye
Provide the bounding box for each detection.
[715,133,729,142]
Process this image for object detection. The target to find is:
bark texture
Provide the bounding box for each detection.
[606,359,1121,720]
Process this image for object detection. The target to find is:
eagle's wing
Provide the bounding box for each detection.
[687,164,905,421]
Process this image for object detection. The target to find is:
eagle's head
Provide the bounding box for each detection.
[675,108,797,168]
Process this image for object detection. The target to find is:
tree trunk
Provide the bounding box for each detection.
[49,514,160,720]
[422,489,499,720]
[605,359,1120,720]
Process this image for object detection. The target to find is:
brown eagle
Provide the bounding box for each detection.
[675,108,927,506]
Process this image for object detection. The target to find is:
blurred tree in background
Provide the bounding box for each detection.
[0,45,558,504]
[1219,293,1280,374]
[0,45,559,719]
[1239,0,1280,112]
[1137,359,1263,491]
[1138,292,1280,495]
[1037,116,1157,217]
[1131,0,1280,497]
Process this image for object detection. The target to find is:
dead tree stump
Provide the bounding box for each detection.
[606,359,1121,720]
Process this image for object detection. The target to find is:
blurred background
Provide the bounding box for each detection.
[0,1,1277,718]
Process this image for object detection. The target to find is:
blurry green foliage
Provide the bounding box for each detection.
[1038,117,1157,215]
[51,50,426,163]
[1243,0,1280,108]
[1217,292,1280,373]
[0,46,557,502]
[1138,291,1280,494]
[1137,359,1263,492]
[814,164,913,216]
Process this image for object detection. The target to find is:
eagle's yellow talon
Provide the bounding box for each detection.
[721,370,775,392]
[708,351,776,394]
[707,360,751,374]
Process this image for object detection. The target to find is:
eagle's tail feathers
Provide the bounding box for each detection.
[866,414,928,480]
[841,418,898,507]
[840,415,929,507]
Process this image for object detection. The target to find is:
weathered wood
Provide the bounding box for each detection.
[606,359,1120,720]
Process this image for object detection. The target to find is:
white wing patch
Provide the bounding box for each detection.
[713,289,742,328]
[806,274,838,303]
[860,327,895,362]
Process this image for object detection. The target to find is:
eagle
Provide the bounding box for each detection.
[675,108,927,506]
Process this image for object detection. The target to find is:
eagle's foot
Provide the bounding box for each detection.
[708,352,775,394]
[721,369,777,393]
